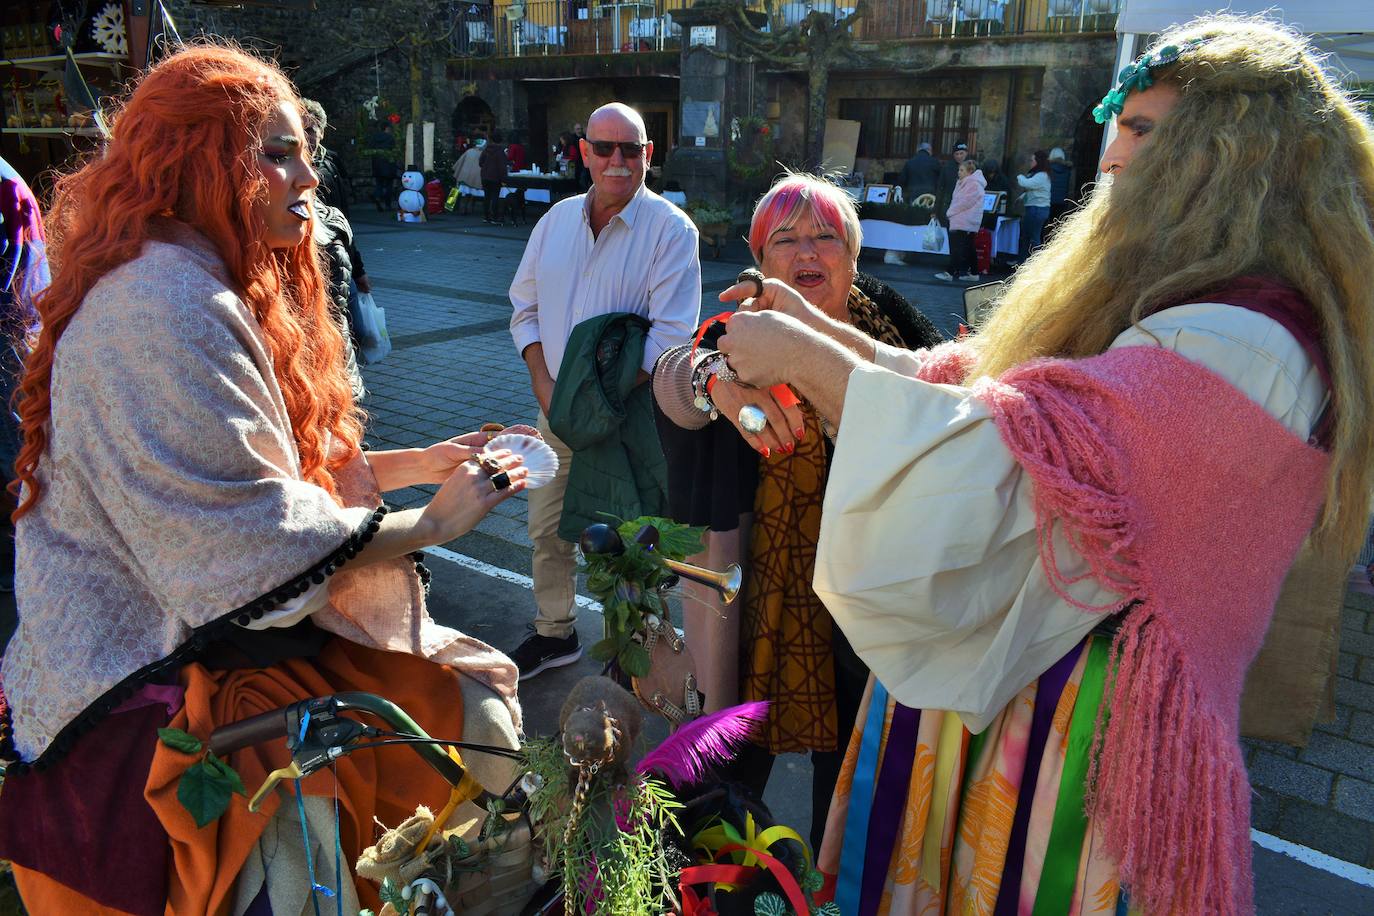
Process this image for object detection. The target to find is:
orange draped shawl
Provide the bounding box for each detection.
[14,637,470,916]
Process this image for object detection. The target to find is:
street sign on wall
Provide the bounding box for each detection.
[690,25,717,47]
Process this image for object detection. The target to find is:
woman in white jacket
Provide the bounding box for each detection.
[1016,148,1052,259]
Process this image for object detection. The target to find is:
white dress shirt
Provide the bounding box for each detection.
[509,183,702,380]
[818,305,1326,731]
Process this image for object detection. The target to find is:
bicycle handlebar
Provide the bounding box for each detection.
[207,692,502,808]
[208,706,292,756]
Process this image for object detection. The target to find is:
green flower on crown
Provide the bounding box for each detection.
[1093,40,1199,124]
[1093,87,1129,124]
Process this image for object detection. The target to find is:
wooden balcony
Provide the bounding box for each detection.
[448,0,1118,60]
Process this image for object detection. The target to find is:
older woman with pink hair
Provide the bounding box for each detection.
[652,172,941,848]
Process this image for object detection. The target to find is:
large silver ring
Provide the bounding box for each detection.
[736,268,765,299]
[738,404,768,434]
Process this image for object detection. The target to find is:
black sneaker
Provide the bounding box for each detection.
[509,629,582,681]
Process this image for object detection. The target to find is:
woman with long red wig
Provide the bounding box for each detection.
[0,43,532,914]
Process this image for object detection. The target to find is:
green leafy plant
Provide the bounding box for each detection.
[356,96,404,162]
[520,736,684,916]
[686,201,733,229]
[727,116,775,181]
[580,516,705,678]
[158,727,247,828]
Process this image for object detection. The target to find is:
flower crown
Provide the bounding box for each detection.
[1093,39,1205,124]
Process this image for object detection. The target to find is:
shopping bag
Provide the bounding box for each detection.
[349,290,392,364]
[921,218,944,252]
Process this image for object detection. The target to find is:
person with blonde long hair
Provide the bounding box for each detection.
[708,15,1372,913]
[0,44,532,914]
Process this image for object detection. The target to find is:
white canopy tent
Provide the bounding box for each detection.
[1117,1,1374,81]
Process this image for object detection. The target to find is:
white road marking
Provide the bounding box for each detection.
[1252,829,1374,888]
[421,544,602,612]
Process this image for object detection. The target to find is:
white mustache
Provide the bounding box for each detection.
[603,167,632,177]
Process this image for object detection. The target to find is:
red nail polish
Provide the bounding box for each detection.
[783,442,794,454]
[761,447,771,458]
[794,426,805,440]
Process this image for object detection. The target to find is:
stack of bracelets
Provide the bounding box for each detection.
[689,349,737,421]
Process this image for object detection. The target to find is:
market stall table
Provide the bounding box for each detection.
[504,171,580,206]
[858,215,1021,259]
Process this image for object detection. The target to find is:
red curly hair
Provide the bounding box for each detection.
[11,43,363,519]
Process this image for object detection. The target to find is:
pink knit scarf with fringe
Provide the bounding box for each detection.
[915,340,1329,915]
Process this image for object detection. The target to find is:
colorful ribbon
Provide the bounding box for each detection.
[834,678,889,913]
[858,703,921,915]
[1031,636,1111,916]
[680,843,812,916]
[691,811,811,891]
[920,710,968,889]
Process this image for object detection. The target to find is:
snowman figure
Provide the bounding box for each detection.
[398,170,427,223]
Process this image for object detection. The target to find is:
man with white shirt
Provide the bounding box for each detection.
[506,102,700,679]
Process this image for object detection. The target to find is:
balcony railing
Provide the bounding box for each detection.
[448,0,1119,59]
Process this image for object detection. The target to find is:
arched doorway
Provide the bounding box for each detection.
[1071,104,1106,199]
[454,95,496,143]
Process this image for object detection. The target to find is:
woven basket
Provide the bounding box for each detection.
[359,807,539,916]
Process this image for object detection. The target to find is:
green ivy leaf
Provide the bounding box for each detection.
[448,833,472,859]
[176,758,236,828]
[620,641,652,678]
[379,876,410,915]
[615,516,705,560]
[801,868,824,893]
[157,727,203,755]
[812,903,842,916]
[586,567,616,595]
[589,637,619,662]
[204,752,247,796]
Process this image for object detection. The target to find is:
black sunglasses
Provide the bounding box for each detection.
[586,140,646,159]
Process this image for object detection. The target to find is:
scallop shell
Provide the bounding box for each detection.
[485,433,559,489]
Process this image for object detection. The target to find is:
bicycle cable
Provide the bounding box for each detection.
[342,733,527,761]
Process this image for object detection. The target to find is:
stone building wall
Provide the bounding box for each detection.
[166,0,459,184]
[820,59,1105,186]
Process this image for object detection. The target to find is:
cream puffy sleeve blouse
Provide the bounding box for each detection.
[813,304,1327,732]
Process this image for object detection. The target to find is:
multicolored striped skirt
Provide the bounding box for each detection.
[817,635,1137,916]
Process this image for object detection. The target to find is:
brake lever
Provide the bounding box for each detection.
[248,760,305,812]
[247,697,369,811]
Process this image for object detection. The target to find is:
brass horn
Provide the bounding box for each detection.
[661,557,743,605]
[578,522,743,604]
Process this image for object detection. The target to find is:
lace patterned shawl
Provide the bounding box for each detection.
[0,226,519,767]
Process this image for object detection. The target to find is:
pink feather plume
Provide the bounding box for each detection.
[635,701,769,788]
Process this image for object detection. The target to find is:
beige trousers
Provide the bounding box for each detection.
[528,413,578,638]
